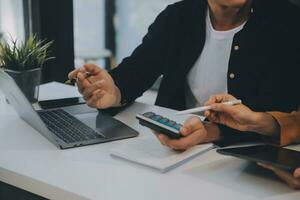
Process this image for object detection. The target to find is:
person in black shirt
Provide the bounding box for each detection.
[69,0,300,149]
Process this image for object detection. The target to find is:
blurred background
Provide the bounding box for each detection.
[1,0,300,82]
[0,0,180,83]
[0,0,300,103]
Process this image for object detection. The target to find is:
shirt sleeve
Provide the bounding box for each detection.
[109,5,176,105]
[268,111,300,146]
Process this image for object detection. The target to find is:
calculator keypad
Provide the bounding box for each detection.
[142,112,182,131]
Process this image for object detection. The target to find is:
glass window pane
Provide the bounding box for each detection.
[73,0,108,69]
[115,0,180,63]
[0,0,24,41]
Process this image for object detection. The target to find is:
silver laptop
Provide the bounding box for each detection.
[0,70,139,149]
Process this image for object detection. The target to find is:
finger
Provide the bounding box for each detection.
[257,163,300,189]
[68,68,81,80]
[210,103,236,115]
[204,95,219,106]
[95,79,111,91]
[257,163,277,171]
[205,94,236,106]
[294,168,300,178]
[68,67,86,81]
[82,80,104,99]
[204,110,210,118]
[274,169,300,189]
[164,132,204,150]
[206,112,220,123]
[85,89,101,106]
[86,75,100,83]
[77,67,88,78]
[79,67,87,73]
[151,131,167,146]
[84,64,103,75]
[77,72,91,94]
[205,110,215,120]
[157,134,170,146]
[86,78,111,93]
[205,95,225,106]
[152,130,159,136]
[181,117,203,136]
[86,89,104,108]
[76,73,86,93]
[95,90,109,109]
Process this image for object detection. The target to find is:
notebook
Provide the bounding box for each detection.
[111,137,215,173]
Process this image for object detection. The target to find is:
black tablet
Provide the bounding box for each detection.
[217,145,300,172]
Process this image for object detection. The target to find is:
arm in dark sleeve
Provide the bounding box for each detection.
[109,5,176,105]
[215,7,300,148]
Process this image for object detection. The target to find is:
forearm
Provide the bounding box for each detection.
[203,122,222,143]
[268,112,300,146]
[112,85,123,107]
[248,112,280,138]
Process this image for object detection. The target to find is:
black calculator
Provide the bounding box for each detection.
[136,112,183,139]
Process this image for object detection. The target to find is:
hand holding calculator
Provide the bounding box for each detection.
[136,112,183,139]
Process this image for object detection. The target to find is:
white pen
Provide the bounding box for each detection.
[175,99,242,115]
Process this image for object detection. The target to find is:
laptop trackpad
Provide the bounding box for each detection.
[74,112,139,139]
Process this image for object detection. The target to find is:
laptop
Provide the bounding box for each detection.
[0,70,139,149]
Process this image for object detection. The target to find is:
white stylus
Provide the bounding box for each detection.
[175,99,242,115]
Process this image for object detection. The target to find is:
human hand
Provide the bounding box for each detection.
[258,163,300,189]
[68,64,121,109]
[204,94,279,136]
[204,94,258,132]
[155,117,221,150]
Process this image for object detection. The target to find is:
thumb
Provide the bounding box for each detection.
[84,64,103,75]
[68,68,82,80]
[210,104,235,115]
[294,168,300,178]
[181,117,204,136]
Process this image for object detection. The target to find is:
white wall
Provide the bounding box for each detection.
[0,0,24,42]
[115,0,181,63]
[73,0,106,68]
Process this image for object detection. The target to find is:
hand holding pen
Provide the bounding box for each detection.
[176,99,242,115]
[67,64,122,109]
[204,94,280,136]
[65,72,92,85]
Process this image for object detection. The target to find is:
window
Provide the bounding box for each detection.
[73,0,110,69]
[115,0,180,63]
[0,0,24,42]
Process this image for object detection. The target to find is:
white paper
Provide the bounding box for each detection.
[111,137,215,173]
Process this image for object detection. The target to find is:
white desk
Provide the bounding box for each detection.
[0,82,300,200]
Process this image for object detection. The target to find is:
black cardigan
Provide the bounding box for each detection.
[110,0,300,146]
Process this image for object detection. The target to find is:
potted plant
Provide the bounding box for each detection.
[0,35,54,103]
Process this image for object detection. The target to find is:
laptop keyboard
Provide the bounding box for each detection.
[38,109,104,144]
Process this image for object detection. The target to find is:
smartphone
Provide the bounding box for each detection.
[39,97,86,109]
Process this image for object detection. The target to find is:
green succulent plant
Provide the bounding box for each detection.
[0,35,54,71]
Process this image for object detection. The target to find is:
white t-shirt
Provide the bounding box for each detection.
[187,11,246,107]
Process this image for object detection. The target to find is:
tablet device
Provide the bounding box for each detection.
[217,145,300,172]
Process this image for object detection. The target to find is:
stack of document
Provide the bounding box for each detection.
[111,137,215,173]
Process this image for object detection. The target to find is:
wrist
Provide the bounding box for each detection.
[203,122,222,143]
[112,86,122,107]
[250,112,280,137]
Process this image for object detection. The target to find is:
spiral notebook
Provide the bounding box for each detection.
[111,137,215,173]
